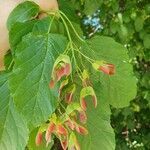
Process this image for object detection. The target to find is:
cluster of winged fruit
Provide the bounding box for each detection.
[35,54,115,150]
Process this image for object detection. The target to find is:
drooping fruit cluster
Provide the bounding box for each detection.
[35,51,115,149]
[35,106,88,150]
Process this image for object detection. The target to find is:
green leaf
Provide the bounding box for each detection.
[134,16,144,32]
[84,0,102,15]
[7,1,40,30]
[9,20,37,50]
[0,73,28,150]
[9,33,68,129]
[143,34,150,49]
[78,83,115,150]
[118,24,128,42]
[82,36,137,108]
[110,21,119,34]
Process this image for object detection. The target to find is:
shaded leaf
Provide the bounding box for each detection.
[4,51,13,70]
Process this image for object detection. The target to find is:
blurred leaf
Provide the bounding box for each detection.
[143,34,150,49]
[134,16,144,32]
[84,0,103,15]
